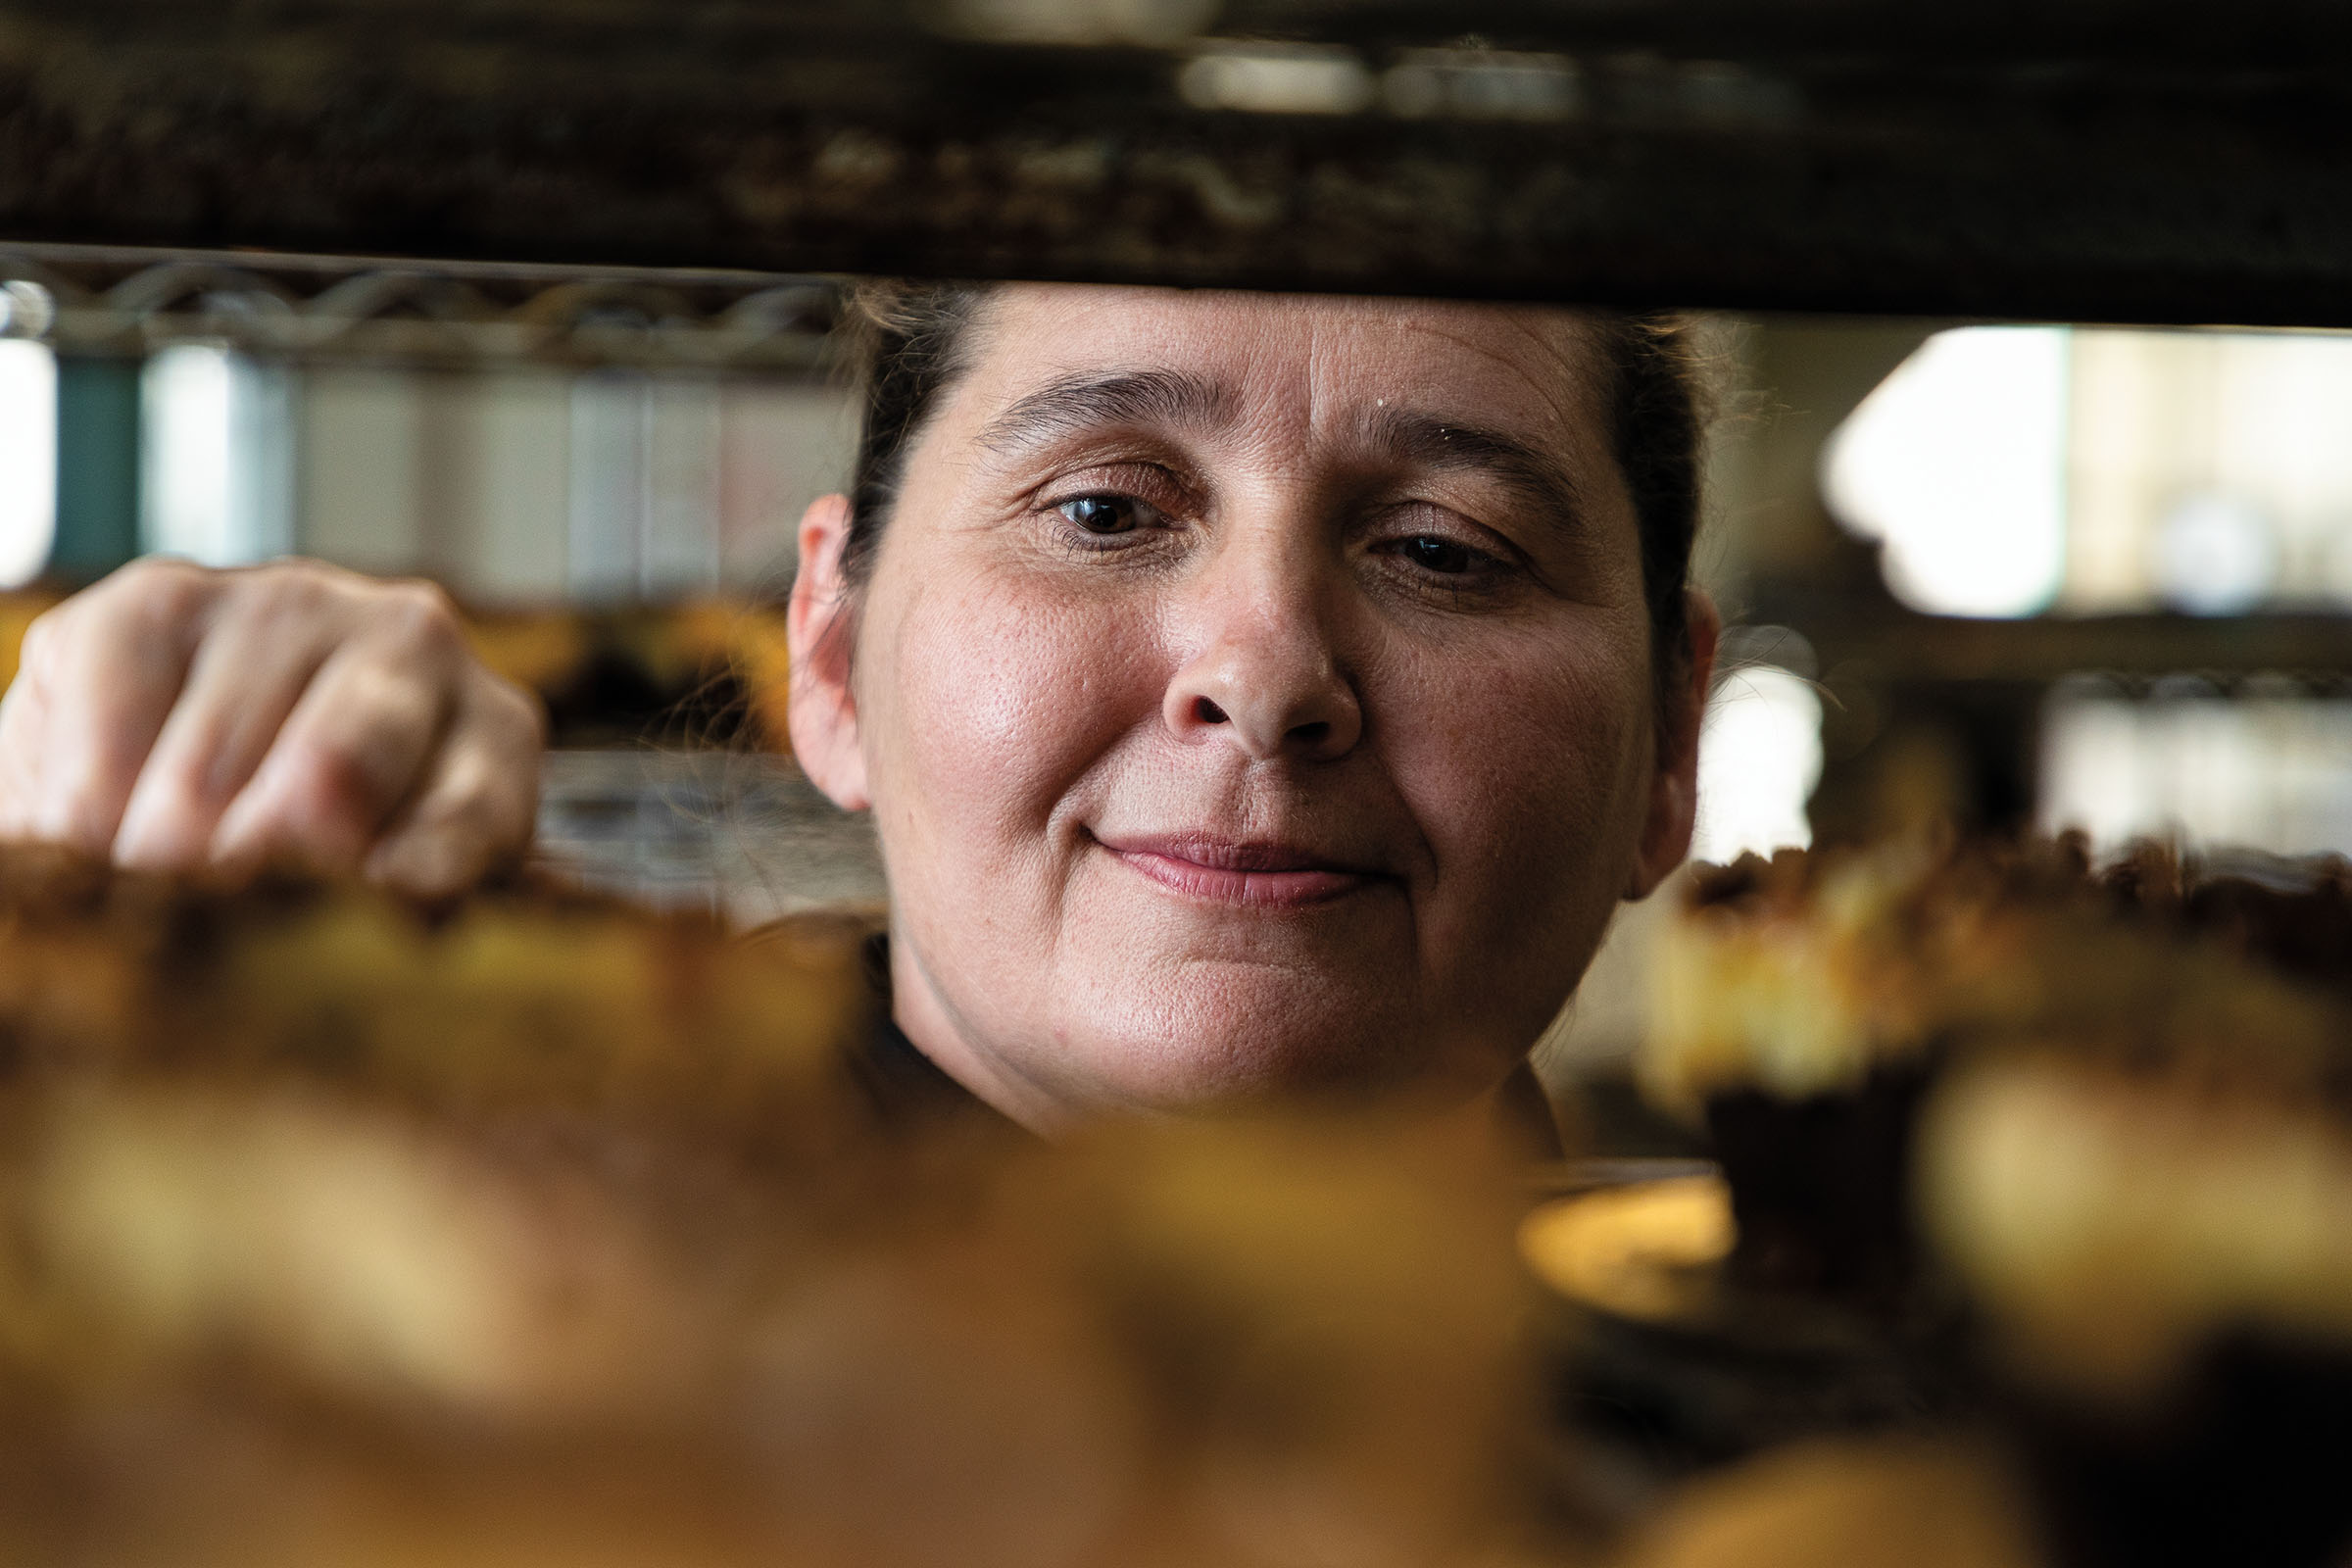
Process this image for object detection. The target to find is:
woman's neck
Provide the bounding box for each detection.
[886,935,1079,1135]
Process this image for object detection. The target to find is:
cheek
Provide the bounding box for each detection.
[1381,614,1650,919]
[862,560,1159,866]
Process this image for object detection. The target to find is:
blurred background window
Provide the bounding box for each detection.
[1795,322,2352,870]
[0,338,56,588]
[2038,675,2352,857]
[1693,650,1824,864]
[1825,324,2352,618]
[142,345,294,568]
[1821,326,2071,618]
[118,347,853,599]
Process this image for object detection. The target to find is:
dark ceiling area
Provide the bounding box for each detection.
[0,1,2344,322]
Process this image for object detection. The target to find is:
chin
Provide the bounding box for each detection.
[1039,963,1449,1110]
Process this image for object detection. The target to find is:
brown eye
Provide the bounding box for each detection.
[1400,535,1476,574]
[1058,495,1147,534]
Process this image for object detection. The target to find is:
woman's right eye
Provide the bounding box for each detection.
[1055,495,1153,535]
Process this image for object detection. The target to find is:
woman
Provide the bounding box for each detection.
[0,282,1718,1135]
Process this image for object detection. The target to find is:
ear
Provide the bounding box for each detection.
[1626,588,1721,900]
[786,494,871,811]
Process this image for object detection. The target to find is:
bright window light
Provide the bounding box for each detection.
[0,340,57,588]
[1832,325,2352,615]
[2039,679,2352,857]
[1822,326,2070,617]
[2070,328,2352,612]
[1381,50,1580,122]
[142,346,233,564]
[2150,491,2278,614]
[1179,44,1374,116]
[141,345,295,566]
[1692,663,1824,864]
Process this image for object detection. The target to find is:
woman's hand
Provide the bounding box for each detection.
[0,558,546,897]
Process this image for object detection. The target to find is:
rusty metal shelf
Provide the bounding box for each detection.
[0,3,2341,322]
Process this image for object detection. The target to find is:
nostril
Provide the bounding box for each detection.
[1290,720,1330,747]
[1194,697,1229,724]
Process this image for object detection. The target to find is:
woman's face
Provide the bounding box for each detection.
[791,286,1709,1130]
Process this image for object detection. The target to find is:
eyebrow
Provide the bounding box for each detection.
[976,369,1589,526]
[1360,407,1589,527]
[977,368,1238,453]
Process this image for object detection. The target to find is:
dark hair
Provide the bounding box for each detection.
[841,281,993,591]
[840,280,1707,734]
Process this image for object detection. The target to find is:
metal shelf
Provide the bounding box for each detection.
[1778,607,2352,685]
[0,3,2343,321]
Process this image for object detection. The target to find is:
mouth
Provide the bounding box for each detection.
[1091,832,1389,909]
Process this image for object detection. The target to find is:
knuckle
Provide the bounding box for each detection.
[138,756,218,818]
[384,576,459,625]
[242,559,337,612]
[280,736,395,834]
[479,674,549,748]
[372,831,477,898]
[20,562,207,684]
[373,579,465,659]
[115,554,209,607]
[113,554,202,593]
[425,747,533,842]
[16,609,61,679]
[432,785,509,843]
[110,561,217,639]
[229,559,378,634]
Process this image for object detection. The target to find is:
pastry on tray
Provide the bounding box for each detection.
[1640,833,2352,1568]
[1642,836,2347,1302]
[0,846,1544,1568]
[1919,1048,2352,1568]
[1611,1436,2045,1568]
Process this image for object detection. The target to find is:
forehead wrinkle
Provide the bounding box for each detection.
[1393,314,1601,439]
[1356,406,1589,523]
[975,367,1239,456]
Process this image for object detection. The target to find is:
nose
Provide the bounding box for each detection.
[1162,530,1363,763]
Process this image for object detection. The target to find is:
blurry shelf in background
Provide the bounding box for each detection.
[465,599,794,750]
[534,749,884,925]
[0,3,2342,321]
[1781,607,2352,686]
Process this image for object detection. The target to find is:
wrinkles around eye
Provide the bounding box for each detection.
[1035,480,1189,563]
[1371,535,1518,599]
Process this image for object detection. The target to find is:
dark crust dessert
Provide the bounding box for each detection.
[1703,1065,1933,1303]
[1646,837,2352,1306]
[1918,1052,2352,1568]
[2012,1335,2352,1568]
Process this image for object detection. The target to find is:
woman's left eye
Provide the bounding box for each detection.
[1056,495,1155,534]
[1397,534,1479,575]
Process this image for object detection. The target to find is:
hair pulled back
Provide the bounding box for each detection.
[838,280,1707,716]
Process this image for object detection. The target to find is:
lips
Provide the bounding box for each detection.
[1093,832,1387,909]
